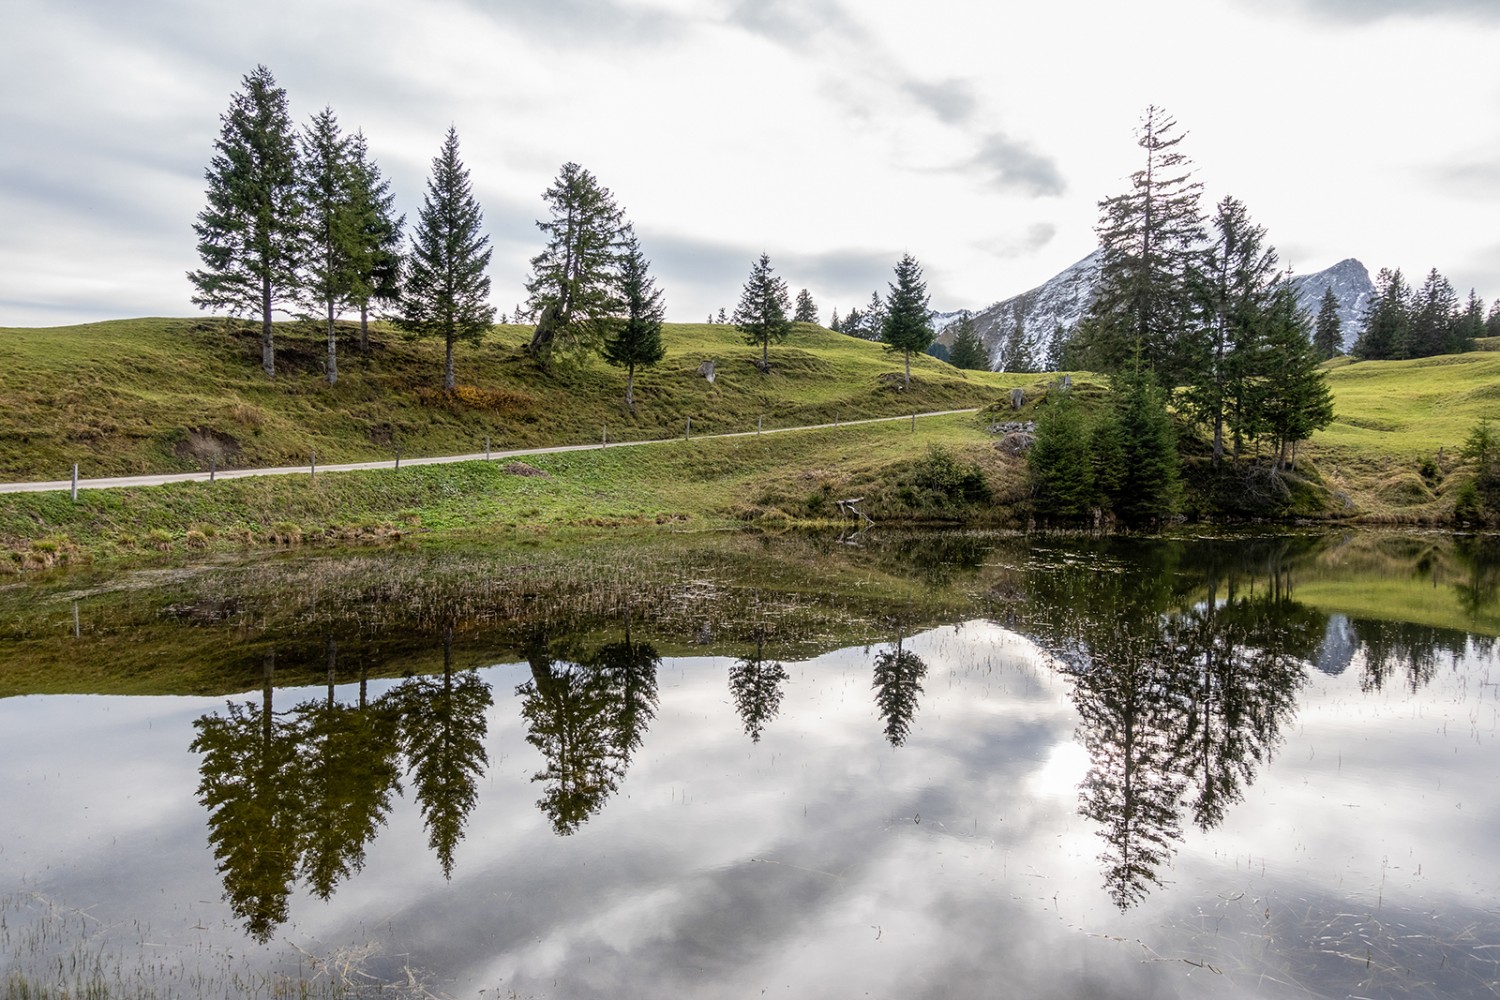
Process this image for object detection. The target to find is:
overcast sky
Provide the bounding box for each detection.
[3,0,1498,328]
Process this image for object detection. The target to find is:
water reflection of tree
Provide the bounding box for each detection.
[389,626,493,877]
[873,629,928,747]
[1011,539,1320,909]
[518,626,661,835]
[191,651,308,942]
[1351,619,1468,694]
[194,628,493,940]
[729,632,789,743]
[296,639,402,898]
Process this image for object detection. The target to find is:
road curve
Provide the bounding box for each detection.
[0,409,983,494]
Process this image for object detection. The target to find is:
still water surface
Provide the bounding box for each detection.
[2,530,1498,998]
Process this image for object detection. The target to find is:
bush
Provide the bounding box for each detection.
[894,445,992,516]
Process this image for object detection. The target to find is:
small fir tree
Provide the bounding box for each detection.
[1028,388,1095,518]
[1312,287,1342,360]
[1453,289,1485,355]
[793,288,819,324]
[881,254,934,389]
[1251,284,1334,468]
[733,253,793,371]
[1000,314,1035,373]
[1110,360,1181,521]
[829,307,841,332]
[189,65,303,377]
[602,231,665,410]
[395,128,495,391]
[948,313,989,371]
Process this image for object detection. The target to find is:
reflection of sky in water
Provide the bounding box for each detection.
[3,621,1499,998]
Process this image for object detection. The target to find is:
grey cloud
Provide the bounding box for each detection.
[640,230,898,316]
[460,0,691,46]
[902,79,977,126]
[974,223,1059,260]
[1244,0,1500,21]
[726,0,867,50]
[970,133,1066,197]
[1431,159,1500,200]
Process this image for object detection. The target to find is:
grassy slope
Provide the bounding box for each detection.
[1305,350,1500,519]
[0,318,1026,480]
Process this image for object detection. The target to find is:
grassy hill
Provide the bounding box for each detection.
[1308,349,1500,520]
[0,317,1026,481]
[1,314,1496,569]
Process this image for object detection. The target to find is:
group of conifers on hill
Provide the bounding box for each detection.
[187,65,938,409]
[188,72,1496,524]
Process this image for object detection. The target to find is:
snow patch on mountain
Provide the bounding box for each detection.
[936,252,1373,370]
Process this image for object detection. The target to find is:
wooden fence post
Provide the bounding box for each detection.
[70,463,78,502]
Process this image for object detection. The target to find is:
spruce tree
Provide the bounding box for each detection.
[1250,284,1334,468]
[297,107,357,385]
[395,128,494,391]
[948,312,989,370]
[189,65,303,377]
[829,307,841,332]
[1312,287,1342,360]
[1454,289,1485,354]
[1487,300,1500,339]
[881,254,934,389]
[602,231,665,411]
[1072,105,1205,382]
[1188,196,1279,465]
[1411,267,1459,357]
[1028,389,1094,518]
[525,162,627,366]
[793,288,819,324]
[863,291,887,341]
[1000,314,1035,373]
[1110,360,1181,522]
[734,253,793,370]
[345,130,403,353]
[1353,268,1413,360]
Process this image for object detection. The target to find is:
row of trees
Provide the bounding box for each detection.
[188,66,403,380]
[1352,266,1499,361]
[190,67,670,400]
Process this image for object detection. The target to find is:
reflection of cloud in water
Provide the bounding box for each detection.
[7,619,1500,997]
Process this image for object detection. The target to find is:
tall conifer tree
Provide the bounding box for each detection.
[297,107,357,385]
[881,254,934,389]
[948,312,989,370]
[1072,105,1204,382]
[345,131,404,353]
[525,163,627,366]
[396,128,494,391]
[602,231,665,410]
[1189,196,1279,465]
[189,65,303,377]
[1312,287,1342,360]
[733,253,793,371]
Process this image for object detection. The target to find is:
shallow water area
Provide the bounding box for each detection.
[2,530,1499,998]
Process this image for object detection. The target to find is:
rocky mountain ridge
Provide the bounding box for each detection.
[937,253,1374,371]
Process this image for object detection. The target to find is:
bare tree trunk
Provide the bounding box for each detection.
[326,300,338,386]
[359,303,370,353]
[625,365,635,410]
[444,335,456,391]
[261,275,275,377]
[904,349,911,389]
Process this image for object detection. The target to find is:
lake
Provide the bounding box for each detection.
[2,529,1498,999]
